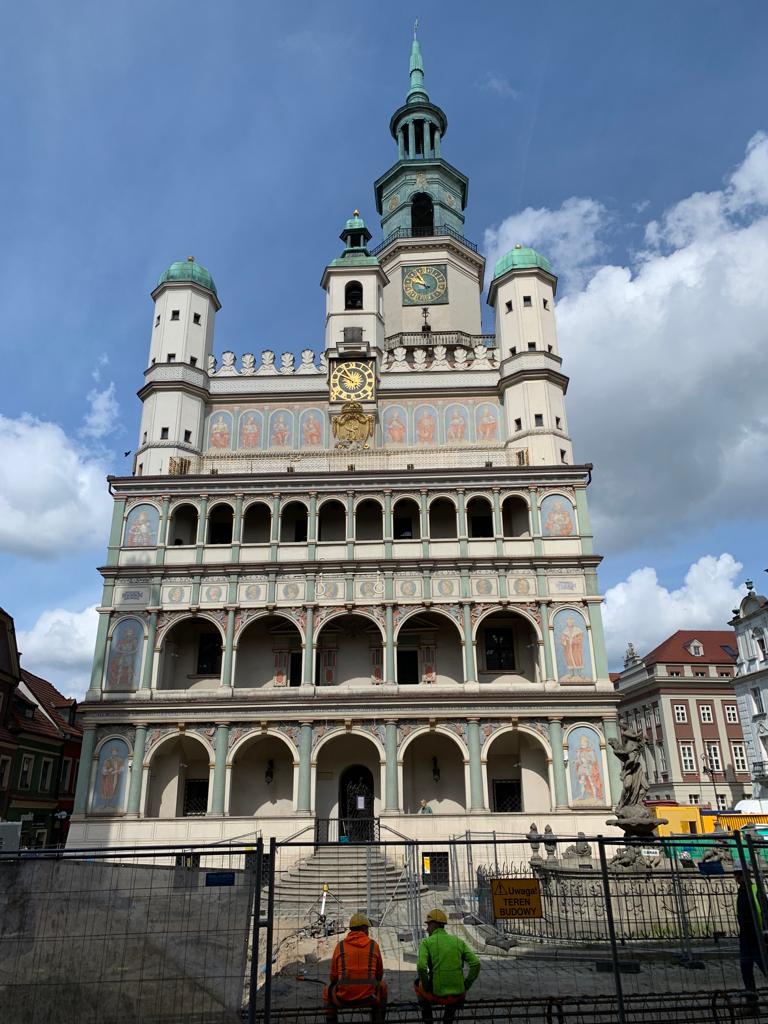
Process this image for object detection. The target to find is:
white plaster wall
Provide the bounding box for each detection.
[492,271,558,361]
[403,734,466,813]
[381,247,483,337]
[229,736,294,816]
[325,632,375,687]
[149,284,216,369]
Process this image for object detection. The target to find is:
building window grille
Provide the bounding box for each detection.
[182,778,209,817]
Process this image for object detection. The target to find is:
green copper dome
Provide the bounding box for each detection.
[493,245,552,279]
[344,211,367,232]
[157,257,217,296]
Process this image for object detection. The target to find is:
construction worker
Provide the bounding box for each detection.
[415,908,480,1022]
[323,912,388,1023]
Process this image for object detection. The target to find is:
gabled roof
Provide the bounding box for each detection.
[21,670,81,738]
[642,629,738,667]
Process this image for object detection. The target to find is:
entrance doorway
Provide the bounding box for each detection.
[397,649,420,685]
[492,779,521,813]
[339,764,375,841]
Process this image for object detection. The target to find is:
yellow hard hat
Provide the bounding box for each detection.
[426,908,447,924]
[349,913,370,928]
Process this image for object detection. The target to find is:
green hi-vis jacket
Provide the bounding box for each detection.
[417,929,481,997]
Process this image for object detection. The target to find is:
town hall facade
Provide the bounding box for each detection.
[68,37,621,847]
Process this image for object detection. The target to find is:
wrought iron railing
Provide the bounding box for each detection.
[313,817,380,843]
[383,331,496,351]
[752,759,768,780]
[369,224,478,255]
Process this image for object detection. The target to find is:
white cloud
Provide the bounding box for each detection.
[602,554,745,669]
[0,414,112,557]
[489,130,768,551]
[17,604,99,701]
[477,72,521,100]
[484,197,608,289]
[81,382,119,439]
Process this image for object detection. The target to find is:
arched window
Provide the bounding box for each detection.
[207,503,233,545]
[466,497,494,538]
[242,502,271,544]
[502,496,530,538]
[429,497,457,539]
[392,498,420,540]
[169,504,198,545]
[355,499,383,541]
[318,500,346,542]
[280,501,308,543]
[344,281,363,310]
[411,193,434,235]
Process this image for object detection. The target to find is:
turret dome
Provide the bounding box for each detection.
[157,256,217,297]
[493,244,552,279]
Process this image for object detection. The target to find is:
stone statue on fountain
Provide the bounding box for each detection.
[606,725,667,839]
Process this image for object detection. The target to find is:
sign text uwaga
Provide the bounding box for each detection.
[491,878,543,919]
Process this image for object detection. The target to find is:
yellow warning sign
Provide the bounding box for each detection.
[490,878,543,919]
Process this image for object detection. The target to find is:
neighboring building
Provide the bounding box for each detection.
[69,35,622,849]
[614,630,750,810]
[0,608,21,822]
[729,580,768,809]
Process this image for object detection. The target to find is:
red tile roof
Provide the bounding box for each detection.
[642,630,738,667]
[21,670,82,738]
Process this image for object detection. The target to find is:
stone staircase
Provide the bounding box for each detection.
[272,845,422,920]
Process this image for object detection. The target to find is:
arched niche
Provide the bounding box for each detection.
[395,610,463,686]
[229,734,295,817]
[242,501,271,543]
[314,732,382,824]
[502,495,530,538]
[168,503,198,546]
[315,613,384,687]
[466,496,494,538]
[207,503,234,545]
[234,614,302,689]
[145,734,211,819]
[280,500,308,543]
[158,616,224,690]
[402,731,466,813]
[344,280,363,310]
[428,496,457,539]
[355,498,383,541]
[318,499,346,542]
[484,728,551,814]
[411,192,434,234]
[392,497,420,540]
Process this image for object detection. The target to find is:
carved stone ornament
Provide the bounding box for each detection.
[297,349,320,374]
[257,350,278,375]
[241,353,256,375]
[218,351,237,375]
[280,352,295,374]
[331,402,374,449]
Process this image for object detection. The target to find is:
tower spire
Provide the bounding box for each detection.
[408,20,428,104]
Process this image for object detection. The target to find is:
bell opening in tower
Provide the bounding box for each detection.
[411,192,434,235]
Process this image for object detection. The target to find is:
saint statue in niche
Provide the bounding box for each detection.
[271,414,290,447]
[99,747,126,807]
[385,410,407,444]
[240,413,261,448]
[446,408,467,442]
[210,413,231,449]
[416,409,436,444]
[302,412,322,446]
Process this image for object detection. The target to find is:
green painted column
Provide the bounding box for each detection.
[211,723,229,815]
[385,605,395,684]
[548,719,569,808]
[397,127,405,159]
[407,119,415,157]
[308,492,317,558]
[303,605,315,685]
[297,722,313,813]
[467,720,484,810]
[106,498,126,566]
[587,602,610,679]
[383,491,392,559]
[140,611,158,689]
[196,495,208,564]
[420,490,429,557]
[574,487,594,555]
[529,487,543,556]
[602,719,622,805]
[221,609,236,688]
[346,490,355,559]
[492,489,503,555]
[462,603,476,683]
[385,720,399,810]
[231,493,243,562]
[89,612,111,693]
[73,725,96,815]
[156,496,170,565]
[539,602,554,681]
[127,724,147,815]
[457,490,468,557]
[270,493,281,561]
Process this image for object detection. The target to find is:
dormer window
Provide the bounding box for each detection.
[687,639,704,657]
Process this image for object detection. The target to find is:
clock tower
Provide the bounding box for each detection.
[373,30,485,337]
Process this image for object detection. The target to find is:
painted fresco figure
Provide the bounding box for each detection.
[303,412,322,446]
[560,616,585,676]
[543,499,574,537]
[106,621,142,689]
[210,413,231,449]
[241,413,261,448]
[477,406,497,441]
[446,409,466,442]
[386,411,407,444]
[573,733,604,802]
[99,747,126,807]
[271,414,290,446]
[416,410,436,444]
[126,510,154,546]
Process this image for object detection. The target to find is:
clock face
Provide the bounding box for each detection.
[329,360,376,402]
[402,264,449,305]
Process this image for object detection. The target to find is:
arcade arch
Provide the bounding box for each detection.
[484,729,551,814]
[402,730,467,813]
[168,503,198,545]
[234,614,302,689]
[145,734,211,818]
[474,610,540,685]
[158,617,224,690]
[229,733,294,816]
[314,732,382,830]
[315,613,384,687]
[395,610,463,686]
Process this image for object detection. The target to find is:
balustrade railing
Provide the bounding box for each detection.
[369,224,478,255]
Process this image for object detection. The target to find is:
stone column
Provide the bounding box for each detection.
[587,602,610,679]
[398,126,405,159]
[602,718,622,804]
[385,604,396,685]
[383,490,392,559]
[548,719,569,808]
[231,493,243,563]
[574,487,594,555]
[433,128,441,158]
[196,495,208,564]
[467,720,484,811]
[73,725,96,815]
[529,487,542,556]
[385,720,399,810]
[270,493,281,561]
[88,612,111,694]
[457,489,468,557]
[307,492,317,558]
[127,724,147,816]
[420,489,429,557]
[211,723,229,815]
[156,496,171,564]
[220,609,236,689]
[408,119,416,158]
[106,497,127,567]
[140,611,158,690]
[539,602,554,681]
[462,603,477,684]
[492,489,503,556]
[303,605,315,686]
[346,490,355,559]
[297,722,313,813]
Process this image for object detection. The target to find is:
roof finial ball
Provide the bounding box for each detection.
[353,209,360,217]
[515,243,523,249]
[187,255,195,262]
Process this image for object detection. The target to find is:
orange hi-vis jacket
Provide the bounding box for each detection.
[325,930,387,1006]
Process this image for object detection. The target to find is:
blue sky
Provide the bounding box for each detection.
[1,1,767,693]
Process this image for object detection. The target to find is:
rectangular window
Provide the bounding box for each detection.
[555,417,562,429]
[527,342,536,351]
[160,427,169,439]
[716,793,728,811]
[40,758,54,792]
[731,743,748,773]
[167,353,176,362]
[60,758,72,792]
[534,414,544,427]
[196,633,222,676]
[19,754,34,789]
[688,793,700,805]
[137,463,143,476]
[560,449,567,463]
[193,312,202,325]
[170,310,180,321]
[190,356,198,367]
[543,298,549,310]
[705,742,722,772]
[654,705,661,726]
[510,346,517,355]
[484,628,516,671]
[505,300,513,313]
[514,418,522,431]
[154,314,160,326]
[752,687,765,714]
[725,704,739,724]
[523,295,532,307]
[694,670,707,678]
[674,704,687,723]
[700,704,713,723]
[679,743,696,773]
[669,670,681,677]
[183,430,192,443]
[658,745,667,771]
[0,756,11,790]
[644,708,652,728]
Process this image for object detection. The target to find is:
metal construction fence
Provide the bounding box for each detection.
[0,829,766,1023]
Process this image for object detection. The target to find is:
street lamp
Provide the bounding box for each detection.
[701,752,723,814]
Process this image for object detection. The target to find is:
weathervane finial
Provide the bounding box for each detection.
[413,17,419,39]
